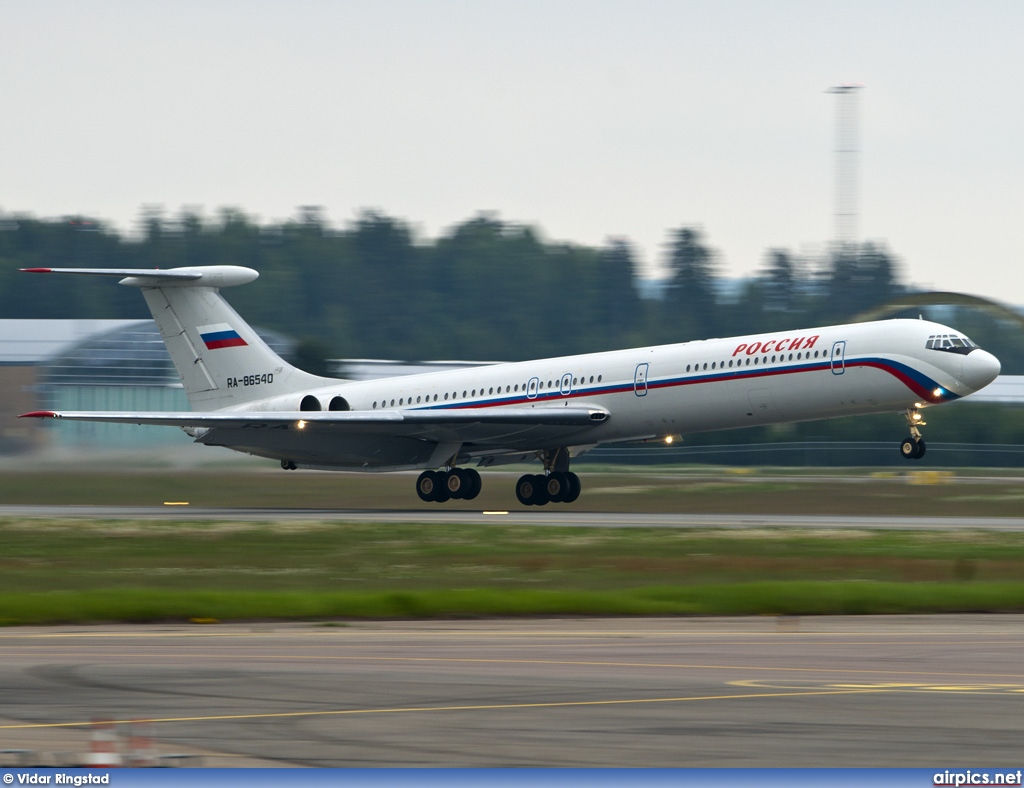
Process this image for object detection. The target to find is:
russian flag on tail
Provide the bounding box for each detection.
[198,323,248,350]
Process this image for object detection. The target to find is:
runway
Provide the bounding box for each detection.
[2,616,1023,767]
[4,504,1024,530]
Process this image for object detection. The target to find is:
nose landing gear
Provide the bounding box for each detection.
[900,408,927,460]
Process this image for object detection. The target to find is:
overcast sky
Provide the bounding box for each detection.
[3,1,1022,305]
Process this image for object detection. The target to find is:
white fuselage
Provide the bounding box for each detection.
[239,317,998,465]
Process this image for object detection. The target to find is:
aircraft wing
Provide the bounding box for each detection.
[19,406,610,456]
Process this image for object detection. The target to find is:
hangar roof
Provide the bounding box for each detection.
[0,320,145,364]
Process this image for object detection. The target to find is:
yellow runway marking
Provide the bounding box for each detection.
[731,679,1024,695]
[0,687,888,730]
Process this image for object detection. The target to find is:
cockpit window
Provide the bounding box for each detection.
[926,333,978,354]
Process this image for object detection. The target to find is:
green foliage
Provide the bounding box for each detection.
[0,208,1018,372]
[2,518,1024,623]
[4,582,1024,625]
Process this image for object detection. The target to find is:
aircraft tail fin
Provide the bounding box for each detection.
[22,266,331,410]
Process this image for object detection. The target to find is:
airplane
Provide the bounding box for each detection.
[19,265,1001,505]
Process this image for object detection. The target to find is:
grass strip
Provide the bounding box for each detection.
[2,582,1023,625]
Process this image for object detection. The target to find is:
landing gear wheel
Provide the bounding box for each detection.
[445,468,470,499]
[432,474,451,502]
[516,474,549,506]
[416,470,440,502]
[545,472,570,503]
[416,470,450,502]
[463,468,482,500]
[900,438,926,460]
[563,472,581,503]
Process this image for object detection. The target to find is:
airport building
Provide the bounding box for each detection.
[0,319,294,454]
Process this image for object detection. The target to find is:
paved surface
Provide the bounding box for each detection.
[4,504,1024,530]
[1,616,1023,767]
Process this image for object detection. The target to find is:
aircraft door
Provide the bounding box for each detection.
[831,341,847,375]
[634,363,649,397]
[527,377,539,400]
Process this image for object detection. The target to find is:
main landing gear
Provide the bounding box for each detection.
[515,447,581,506]
[900,407,927,460]
[415,448,583,506]
[514,471,581,506]
[416,467,482,502]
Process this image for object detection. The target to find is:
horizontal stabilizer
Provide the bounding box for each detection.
[21,266,258,288]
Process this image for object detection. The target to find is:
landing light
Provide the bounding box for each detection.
[911,412,923,422]
[665,436,674,445]
[297,419,307,430]
[933,387,944,398]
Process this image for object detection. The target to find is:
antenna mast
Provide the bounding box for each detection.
[827,84,863,249]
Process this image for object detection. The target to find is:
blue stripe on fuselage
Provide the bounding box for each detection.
[407,355,957,412]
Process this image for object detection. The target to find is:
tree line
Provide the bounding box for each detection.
[0,207,1019,376]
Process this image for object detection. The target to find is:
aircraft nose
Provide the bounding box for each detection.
[962,349,1001,392]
